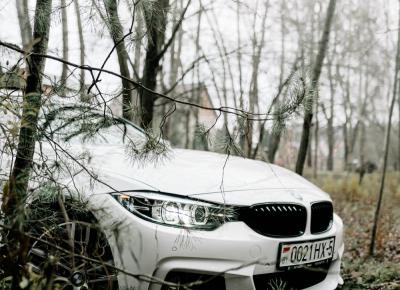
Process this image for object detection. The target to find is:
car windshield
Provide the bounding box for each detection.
[40,106,146,146]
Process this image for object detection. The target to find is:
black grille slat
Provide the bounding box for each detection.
[238,203,307,237]
[311,202,333,234]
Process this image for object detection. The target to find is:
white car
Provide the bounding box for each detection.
[14,106,344,290]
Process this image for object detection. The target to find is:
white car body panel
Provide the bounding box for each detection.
[0,110,344,290]
[59,144,343,290]
[68,145,329,202]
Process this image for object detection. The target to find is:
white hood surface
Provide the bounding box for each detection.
[71,145,329,206]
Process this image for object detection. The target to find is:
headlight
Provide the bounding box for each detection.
[112,191,236,230]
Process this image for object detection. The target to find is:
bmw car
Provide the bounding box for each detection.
[7,106,344,290]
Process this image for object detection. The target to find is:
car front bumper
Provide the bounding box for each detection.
[95,195,344,290]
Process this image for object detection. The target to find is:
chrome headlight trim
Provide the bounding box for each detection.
[111,191,236,230]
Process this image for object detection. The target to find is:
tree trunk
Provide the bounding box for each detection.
[126,2,143,123]
[206,5,229,139]
[359,121,366,184]
[134,14,143,76]
[257,56,300,161]
[268,129,282,163]
[266,1,286,163]
[343,122,349,170]
[348,96,370,167]
[327,117,334,171]
[398,82,400,171]
[369,0,400,256]
[236,0,245,150]
[313,103,319,178]
[295,0,336,175]
[168,0,179,90]
[359,60,369,182]
[184,109,191,149]
[61,0,69,83]
[74,0,87,101]
[192,0,202,149]
[16,0,32,49]
[245,0,269,158]
[140,0,169,129]
[3,0,52,224]
[326,61,336,171]
[307,133,313,168]
[342,64,352,170]
[2,0,53,287]
[103,0,133,120]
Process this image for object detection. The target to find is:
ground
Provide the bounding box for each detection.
[308,171,400,290]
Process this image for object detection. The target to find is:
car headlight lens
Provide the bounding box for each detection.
[112,191,236,230]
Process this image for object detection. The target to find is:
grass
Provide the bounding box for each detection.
[309,171,400,290]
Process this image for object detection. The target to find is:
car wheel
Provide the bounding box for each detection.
[26,203,118,290]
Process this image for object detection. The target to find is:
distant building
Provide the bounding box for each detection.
[153,83,218,150]
[0,66,90,99]
[0,66,55,96]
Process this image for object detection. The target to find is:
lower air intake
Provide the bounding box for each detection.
[253,262,331,289]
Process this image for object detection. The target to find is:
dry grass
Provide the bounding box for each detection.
[309,172,400,290]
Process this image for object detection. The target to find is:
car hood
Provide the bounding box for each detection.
[70,146,329,206]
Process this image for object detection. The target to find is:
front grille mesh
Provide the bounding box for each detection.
[311,201,333,234]
[238,203,307,237]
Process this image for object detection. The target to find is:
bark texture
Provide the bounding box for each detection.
[326,60,336,171]
[244,0,269,157]
[3,0,53,287]
[104,0,133,120]
[267,1,286,163]
[140,0,169,128]
[4,0,52,219]
[74,0,87,101]
[61,0,69,82]
[295,0,336,175]
[16,0,32,48]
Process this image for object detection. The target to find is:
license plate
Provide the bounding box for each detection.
[278,237,335,269]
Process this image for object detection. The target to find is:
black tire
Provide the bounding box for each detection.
[26,201,119,290]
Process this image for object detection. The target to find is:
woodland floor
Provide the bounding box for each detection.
[309,172,400,290]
